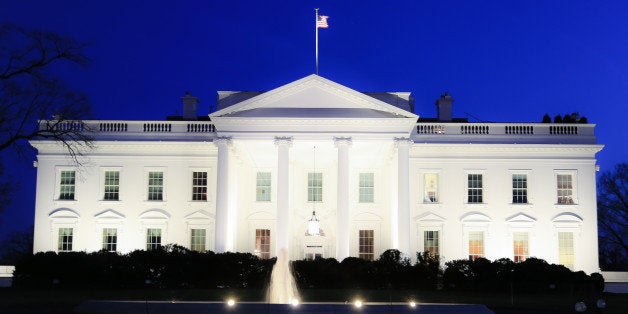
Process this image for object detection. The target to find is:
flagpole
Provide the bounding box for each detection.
[315,8,319,75]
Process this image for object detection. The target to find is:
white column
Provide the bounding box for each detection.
[214,137,231,253]
[335,137,352,261]
[275,137,293,256]
[395,137,412,257]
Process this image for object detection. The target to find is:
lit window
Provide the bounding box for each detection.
[513,232,529,262]
[558,232,574,270]
[103,171,120,200]
[256,172,271,202]
[308,172,322,202]
[424,230,439,259]
[556,174,573,204]
[359,173,374,203]
[255,229,271,259]
[512,174,527,204]
[467,174,483,203]
[424,173,439,203]
[190,229,206,252]
[58,228,73,252]
[468,231,484,260]
[192,171,207,201]
[146,228,161,250]
[59,170,76,200]
[102,228,117,252]
[359,230,375,261]
[148,172,163,201]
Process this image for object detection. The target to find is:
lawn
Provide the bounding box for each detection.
[0,288,624,314]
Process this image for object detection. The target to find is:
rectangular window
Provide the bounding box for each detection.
[359,229,375,261]
[308,172,322,202]
[148,171,163,201]
[58,228,73,252]
[424,230,440,259]
[513,232,529,262]
[102,228,117,252]
[557,174,573,204]
[190,229,206,252]
[359,173,374,203]
[255,229,271,259]
[467,174,483,203]
[424,173,439,203]
[468,231,484,260]
[192,171,207,201]
[512,174,528,204]
[103,171,120,200]
[146,228,161,250]
[59,170,76,200]
[256,172,271,202]
[558,232,574,270]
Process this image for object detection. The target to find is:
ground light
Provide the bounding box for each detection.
[291,298,299,307]
[409,301,417,308]
[226,299,236,307]
[353,300,363,308]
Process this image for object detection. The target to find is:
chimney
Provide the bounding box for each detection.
[181,91,199,120]
[435,92,453,121]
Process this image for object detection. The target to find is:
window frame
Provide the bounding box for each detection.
[423,230,440,259]
[555,170,578,205]
[512,232,529,262]
[422,172,440,204]
[57,169,76,201]
[466,172,485,204]
[468,231,485,261]
[191,171,208,201]
[146,228,162,250]
[307,172,323,202]
[190,228,207,252]
[358,229,375,261]
[358,172,374,203]
[557,231,575,270]
[58,227,74,252]
[254,229,271,259]
[145,168,166,201]
[256,171,272,202]
[102,228,118,252]
[102,169,121,201]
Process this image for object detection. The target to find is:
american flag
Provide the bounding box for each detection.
[317,15,329,28]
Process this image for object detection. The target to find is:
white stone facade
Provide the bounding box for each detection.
[30,75,603,273]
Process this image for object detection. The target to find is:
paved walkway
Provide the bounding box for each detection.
[75,301,494,314]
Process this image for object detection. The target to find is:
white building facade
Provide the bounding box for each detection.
[30,75,603,273]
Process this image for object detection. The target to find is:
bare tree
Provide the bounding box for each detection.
[597,163,628,270]
[0,23,94,216]
[0,23,93,157]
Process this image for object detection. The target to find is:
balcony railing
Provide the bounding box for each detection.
[416,122,593,136]
[39,120,216,138]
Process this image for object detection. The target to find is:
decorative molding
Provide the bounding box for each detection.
[333,137,352,148]
[214,137,232,147]
[274,136,293,147]
[394,137,413,147]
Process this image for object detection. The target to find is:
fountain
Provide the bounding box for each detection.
[268,249,300,304]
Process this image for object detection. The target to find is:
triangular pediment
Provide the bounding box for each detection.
[210,75,417,119]
[94,209,125,220]
[185,210,214,221]
[415,212,446,222]
[506,213,537,224]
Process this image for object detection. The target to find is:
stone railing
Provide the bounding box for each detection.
[416,122,594,137]
[38,120,216,138]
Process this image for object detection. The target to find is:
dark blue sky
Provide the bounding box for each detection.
[1,0,627,241]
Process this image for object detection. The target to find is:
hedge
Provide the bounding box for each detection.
[12,244,274,289]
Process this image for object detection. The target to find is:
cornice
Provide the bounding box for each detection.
[410,143,604,155]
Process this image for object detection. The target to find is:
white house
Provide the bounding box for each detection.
[30,75,603,273]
